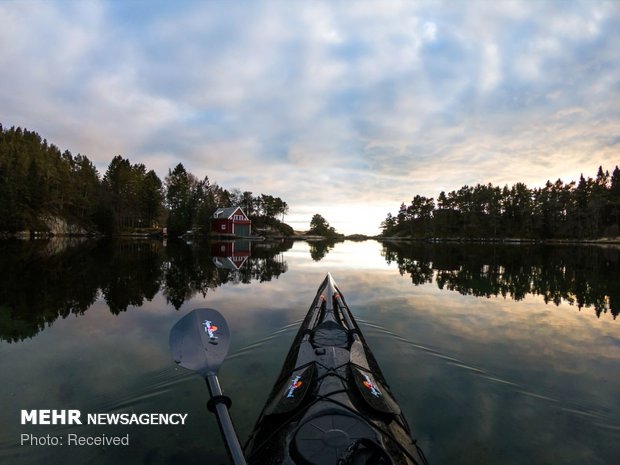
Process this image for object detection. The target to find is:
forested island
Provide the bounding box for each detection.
[0,124,292,237]
[381,165,620,241]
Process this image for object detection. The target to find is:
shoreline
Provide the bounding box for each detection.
[2,230,619,246]
[377,236,620,246]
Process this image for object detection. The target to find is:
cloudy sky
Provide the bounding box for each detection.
[1,0,618,234]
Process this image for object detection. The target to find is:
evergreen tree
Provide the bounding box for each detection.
[165,163,197,236]
[140,170,164,227]
[380,213,397,235]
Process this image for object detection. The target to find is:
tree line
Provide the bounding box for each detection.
[381,166,620,239]
[0,124,288,236]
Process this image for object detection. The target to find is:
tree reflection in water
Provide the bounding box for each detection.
[309,239,337,261]
[0,239,292,342]
[2,239,616,343]
[382,242,619,319]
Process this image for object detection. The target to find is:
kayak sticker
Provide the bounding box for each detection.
[286,375,303,398]
[202,320,219,340]
[362,374,381,398]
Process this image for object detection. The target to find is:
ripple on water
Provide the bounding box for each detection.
[359,319,620,436]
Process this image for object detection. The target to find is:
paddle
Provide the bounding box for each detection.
[169,308,247,465]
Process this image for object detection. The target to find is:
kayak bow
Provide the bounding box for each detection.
[244,273,428,465]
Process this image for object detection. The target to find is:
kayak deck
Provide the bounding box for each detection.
[244,273,428,465]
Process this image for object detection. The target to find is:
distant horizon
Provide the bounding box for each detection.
[1,1,618,236]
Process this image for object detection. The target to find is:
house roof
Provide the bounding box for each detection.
[212,206,248,220]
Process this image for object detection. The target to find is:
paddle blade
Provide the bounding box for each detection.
[169,308,231,376]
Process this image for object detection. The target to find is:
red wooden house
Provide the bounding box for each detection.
[211,207,251,236]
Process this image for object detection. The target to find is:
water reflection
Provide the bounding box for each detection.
[382,242,620,319]
[0,240,618,465]
[0,239,292,342]
[308,239,337,261]
[3,240,617,344]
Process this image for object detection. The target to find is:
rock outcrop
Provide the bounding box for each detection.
[40,214,89,236]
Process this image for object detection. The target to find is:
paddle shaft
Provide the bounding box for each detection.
[206,374,248,465]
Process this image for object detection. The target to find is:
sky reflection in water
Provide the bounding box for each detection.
[0,240,618,465]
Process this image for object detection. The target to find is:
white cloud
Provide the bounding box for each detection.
[480,43,501,93]
[422,21,437,42]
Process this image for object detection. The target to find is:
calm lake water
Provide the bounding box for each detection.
[0,239,618,465]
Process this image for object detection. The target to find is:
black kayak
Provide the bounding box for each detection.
[244,273,428,465]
